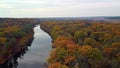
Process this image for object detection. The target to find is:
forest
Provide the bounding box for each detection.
[41,20,120,68]
[0,18,120,68]
[0,18,39,64]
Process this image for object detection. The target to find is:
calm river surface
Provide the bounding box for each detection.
[17,25,52,68]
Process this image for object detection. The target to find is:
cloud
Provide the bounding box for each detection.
[69,2,120,9]
[0,0,120,17]
[1,0,46,4]
[0,3,13,8]
[1,0,120,9]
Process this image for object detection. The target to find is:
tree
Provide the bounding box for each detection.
[74,30,88,44]
[48,62,68,68]
[90,32,103,42]
[0,37,6,45]
[84,38,100,48]
[13,29,25,38]
[87,48,103,68]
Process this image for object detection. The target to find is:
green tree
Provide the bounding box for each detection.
[74,30,88,44]
[0,37,6,45]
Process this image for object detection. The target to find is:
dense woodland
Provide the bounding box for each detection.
[0,18,120,68]
[41,20,120,68]
[0,18,39,64]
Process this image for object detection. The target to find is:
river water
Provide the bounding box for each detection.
[17,25,52,68]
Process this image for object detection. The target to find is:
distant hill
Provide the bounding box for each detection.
[105,16,120,19]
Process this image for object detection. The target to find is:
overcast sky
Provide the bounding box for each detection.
[0,0,120,18]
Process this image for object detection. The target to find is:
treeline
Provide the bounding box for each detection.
[0,18,39,64]
[41,20,120,68]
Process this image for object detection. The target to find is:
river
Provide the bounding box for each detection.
[1,25,52,68]
[18,25,52,68]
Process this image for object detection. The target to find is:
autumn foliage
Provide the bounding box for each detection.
[41,20,120,68]
[0,18,38,64]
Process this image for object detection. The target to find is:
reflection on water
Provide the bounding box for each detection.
[0,25,52,68]
[0,39,33,68]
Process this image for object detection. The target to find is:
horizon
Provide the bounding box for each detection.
[0,16,120,18]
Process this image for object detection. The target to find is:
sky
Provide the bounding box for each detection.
[0,0,120,18]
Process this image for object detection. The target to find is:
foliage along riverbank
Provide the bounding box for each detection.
[0,18,39,64]
[41,20,120,68]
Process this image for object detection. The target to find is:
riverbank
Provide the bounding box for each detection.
[17,25,52,68]
[0,27,34,64]
[0,18,39,65]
